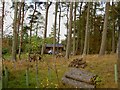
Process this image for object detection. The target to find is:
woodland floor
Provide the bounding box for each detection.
[2,54,118,88]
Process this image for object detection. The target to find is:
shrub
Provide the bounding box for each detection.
[2,48,10,55]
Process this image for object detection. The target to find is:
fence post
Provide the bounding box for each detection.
[4,66,8,88]
[26,67,29,88]
[114,64,118,84]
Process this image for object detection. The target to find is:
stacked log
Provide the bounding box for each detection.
[28,53,42,62]
[68,58,87,68]
[62,77,95,88]
[62,68,98,88]
[56,53,65,58]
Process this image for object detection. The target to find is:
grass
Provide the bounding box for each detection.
[0,80,2,89]
[2,54,118,88]
[84,54,118,88]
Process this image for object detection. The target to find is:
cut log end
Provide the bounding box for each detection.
[68,58,87,69]
[62,76,95,88]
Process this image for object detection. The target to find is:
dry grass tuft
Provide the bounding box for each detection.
[3,54,118,88]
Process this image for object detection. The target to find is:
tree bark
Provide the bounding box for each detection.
[82,2,90,56]
[79,2,83,55]
[1,2,5,59]
[58,3,61,44]
[18,2,24,59]
[17,2,22,38]
[53,2,58,55]
[73,2,76,56]
[36,23,39,37]
[93,2,96,36]
[0,2,5,84]
[76,2,83,55]
[29,2,37,53]
[12,2,18,61]
[1,2,5,39]
[111,2,115,54]
[118,20,120,89]
[87,3,92,55]
[41,2,52,55]
[65,4,69,50]
[117,2,120,88]
[99,3,110,56]
[112,21,115,53]
[65,2,73,59]
[57,3,61,53]
[15,3,22,55]
[64,68,97,84]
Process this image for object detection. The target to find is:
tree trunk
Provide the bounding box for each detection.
[111,2,115,54]
[99,3,110,56]
[41,2,51,55]
[0,2,5,85]
[17,3,22,34]
[29,2,37,53]
[1,2,5,59]
[36,23,39,37]
[65,2,73,59]
[16,2,22,50]
[16,2,22,51]
[1,2,5,39]
[65,4,69,50]
[117,2,120,88]
[93,3,96,36]
[18,2,24,59]
[92,2,97,54]
[76,2,83,55]
[112,21,115,53]
[53,2,58,55]
[80,2,83,55]
[57,3,61,53]
[73,2,76,56]
[87,3,92,54]
[12,2,18,61]
[82,2,90,56]
[118,21,120,89]
[58,3,61,44]
[118,38,120,88]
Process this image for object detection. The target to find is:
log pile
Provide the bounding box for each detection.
[56,53,65,58]
[62,68,98,88]
[28,53,42,62]
[68,58,87,68]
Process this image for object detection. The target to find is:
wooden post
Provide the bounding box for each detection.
[0,79,2,89]
[4,66,8,88]
[26,68,29,88]
[114,64,118,83]
[48,65,51,82]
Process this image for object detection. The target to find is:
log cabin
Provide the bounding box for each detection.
[45,44,64,54]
